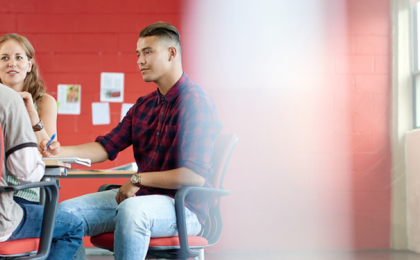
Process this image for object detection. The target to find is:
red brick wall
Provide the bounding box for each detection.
[0,0,183,247]
[0,0,183,170]
[346,0,391,249]
[0,0,392,252]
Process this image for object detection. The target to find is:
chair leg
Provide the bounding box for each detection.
[197,248,205,260]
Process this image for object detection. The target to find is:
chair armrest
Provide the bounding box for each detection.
[0,181,58,193]
[0,181,59,260]
[174,186,230,259]
[97,184,122,192]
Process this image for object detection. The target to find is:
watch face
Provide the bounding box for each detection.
[131,174,140,183]
[33,120,44,132]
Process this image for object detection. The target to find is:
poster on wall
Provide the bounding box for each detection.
[92,102,110,125]
[100,72,124,102]
[57,84,81,115]
[120,103,134,121]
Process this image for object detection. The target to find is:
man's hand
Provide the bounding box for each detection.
[116,179,140,204]
[39,139,61,157]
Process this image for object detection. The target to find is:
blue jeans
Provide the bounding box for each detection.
[8,203,84,260]
[13,196,39,205]
[58,190,202,260]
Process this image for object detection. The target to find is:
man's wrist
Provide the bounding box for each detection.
[130,173,144,188]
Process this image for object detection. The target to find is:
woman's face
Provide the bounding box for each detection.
[0,40,33,91]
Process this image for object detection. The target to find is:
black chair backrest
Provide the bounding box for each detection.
[202,134,239,245]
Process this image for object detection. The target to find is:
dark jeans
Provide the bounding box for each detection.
[13,196,39,205]
[7,203,84,260]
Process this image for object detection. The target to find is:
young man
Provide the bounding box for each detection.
[41,22,222,260]
[0,84,84,259]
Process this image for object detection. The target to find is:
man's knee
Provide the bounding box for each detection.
[116,198,150,229]
[58,198,77,213]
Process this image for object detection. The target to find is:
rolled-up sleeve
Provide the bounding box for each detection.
[181,96,222,179]
[95,106,134,161]
[1,86,45,184]
[6,147,45,184]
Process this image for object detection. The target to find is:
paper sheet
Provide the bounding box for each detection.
[92,102,110,125]
[100,72,124,102]
[121,103,134,121]
[57,85,81,115]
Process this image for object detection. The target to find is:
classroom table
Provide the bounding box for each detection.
[42,161,135,204]
[44,160,69,176]
[63,170,135,178]
[43,161,136,179]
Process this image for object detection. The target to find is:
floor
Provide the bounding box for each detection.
[86,249,420,260]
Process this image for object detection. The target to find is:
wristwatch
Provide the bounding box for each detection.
[32,120,44,132]
[130,174,143,188]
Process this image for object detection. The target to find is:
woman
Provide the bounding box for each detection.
[0,33,57,204]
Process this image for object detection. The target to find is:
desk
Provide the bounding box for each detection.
[44,161,135,179]
[44,161,68,177]
[40,168,136,202]
[42,162,135,204]
[63,170,134,179]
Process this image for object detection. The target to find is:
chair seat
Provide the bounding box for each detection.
[91,233,208,250]
[0,238,39,255]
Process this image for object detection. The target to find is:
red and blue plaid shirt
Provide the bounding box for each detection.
[96,73,222,225]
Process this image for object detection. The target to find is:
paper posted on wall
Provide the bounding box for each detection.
[121,103,134,121]
[92,102,110,125]
[100,72,124,102]
[57,84,81,115]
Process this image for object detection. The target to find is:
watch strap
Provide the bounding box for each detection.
[32,120,44,132]
[131,174,144,188]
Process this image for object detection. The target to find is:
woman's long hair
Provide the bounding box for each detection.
[0,33,46,107]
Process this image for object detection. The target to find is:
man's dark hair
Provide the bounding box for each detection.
[139,22,181,52]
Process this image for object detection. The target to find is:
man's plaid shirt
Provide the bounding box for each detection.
[96,73,222,225]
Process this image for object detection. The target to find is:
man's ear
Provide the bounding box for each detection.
[168,46,177,61]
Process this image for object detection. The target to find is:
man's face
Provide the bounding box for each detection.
[136,36,170,83]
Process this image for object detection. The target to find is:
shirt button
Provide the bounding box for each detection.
[157,132,160,135]
[161,112,163,115]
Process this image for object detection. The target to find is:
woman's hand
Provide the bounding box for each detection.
[17,91,40,125]
[17,91,36,114]
[39,139,61,157]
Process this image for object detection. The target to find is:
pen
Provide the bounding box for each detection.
[46,134,56,148]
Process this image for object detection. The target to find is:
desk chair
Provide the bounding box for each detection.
[90,134,239,260]
[0,125,59,259]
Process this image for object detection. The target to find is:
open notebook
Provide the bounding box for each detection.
[42,157,91,167]
[107,162,137,171]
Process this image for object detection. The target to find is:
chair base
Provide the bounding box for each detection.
[145,248,205,260]
[91,234,209,259]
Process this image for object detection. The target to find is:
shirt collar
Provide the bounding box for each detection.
[156,72,188,104]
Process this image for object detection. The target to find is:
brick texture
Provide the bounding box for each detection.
[0,0,391,253]
[0,0,182,248]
